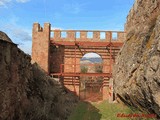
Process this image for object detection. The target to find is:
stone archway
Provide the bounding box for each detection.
[80,52,103,73]
[79,53,104,101]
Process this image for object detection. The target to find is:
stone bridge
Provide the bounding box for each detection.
[32,23,125,101]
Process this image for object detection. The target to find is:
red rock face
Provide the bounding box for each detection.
[0,33,78,120]
[0,31,12,43]
[113,0,160,118]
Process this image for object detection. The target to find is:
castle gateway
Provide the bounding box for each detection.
[32,23,125,101]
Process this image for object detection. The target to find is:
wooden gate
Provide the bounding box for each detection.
[79,76,103,102]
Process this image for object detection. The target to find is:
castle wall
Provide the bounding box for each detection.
[32,23,124,101]
[32,23,50,73]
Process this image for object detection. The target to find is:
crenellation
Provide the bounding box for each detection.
[80,31,87,40]
[67,31,75,41]
[93,32,100,41]
[106,32,112,42]
[51,30,125,42]
[54,30,61,40]
[33,23,43,32]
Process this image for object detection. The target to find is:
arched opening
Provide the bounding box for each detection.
[79,53,103,101]
[80,53,103,73]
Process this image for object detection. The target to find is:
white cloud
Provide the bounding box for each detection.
[0,18,32,54]
[18,41,32,55]
[0,15,31,41]
[16,0,30,3]
[83,53,101,58]
[0,0,30,7]
[3,23,31,41]
[0,0,11,7]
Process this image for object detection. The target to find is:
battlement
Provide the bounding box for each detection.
[51,30,126,42]
[32,23,126,43]
[33,23,50,32]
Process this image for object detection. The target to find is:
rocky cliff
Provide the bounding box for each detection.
[0,31,78,120]
[113,0,160,118]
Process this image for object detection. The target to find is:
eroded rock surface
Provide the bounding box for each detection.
[0,32,78,120]
[0,31,12,43]
[113,0,160,118]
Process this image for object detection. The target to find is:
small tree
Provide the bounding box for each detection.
[81,65,88,73]
[95,64,103,73]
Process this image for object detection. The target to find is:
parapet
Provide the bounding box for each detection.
[51,30,126,42]
[33,23,50,32]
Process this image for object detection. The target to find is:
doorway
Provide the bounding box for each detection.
[79,53,103,101]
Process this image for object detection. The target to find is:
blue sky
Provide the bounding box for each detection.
[0,0,134,55]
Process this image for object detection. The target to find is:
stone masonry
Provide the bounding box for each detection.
[32,23,125,99]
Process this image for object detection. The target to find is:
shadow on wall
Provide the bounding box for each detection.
[50,45,65,73]
[24,63,79,120]
[56,76,102,119]
[31,63,102,120]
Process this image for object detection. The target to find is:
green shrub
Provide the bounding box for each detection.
[81,66,88,73]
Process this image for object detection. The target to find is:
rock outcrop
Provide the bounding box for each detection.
[0,31,78,120]
[113,0,160,118]
[0,31,12,43]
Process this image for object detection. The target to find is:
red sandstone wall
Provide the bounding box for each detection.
[50,45,64,73]
[49,45,118,74]
[63,46,121,73]
[32,23,50,73]
[31,23,125,101]
[52,30,125,42]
